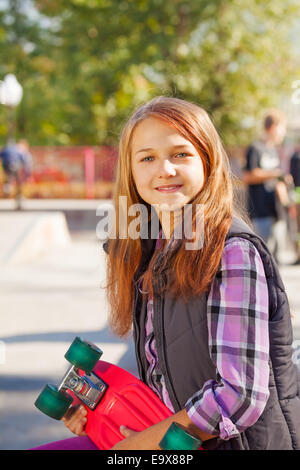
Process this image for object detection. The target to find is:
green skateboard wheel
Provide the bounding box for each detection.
[159,422,202,450]
[64,337,103,374]
[34,384,73,420]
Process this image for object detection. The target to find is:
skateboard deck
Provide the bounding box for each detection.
[34,337,202,450]
[73,359,173,449]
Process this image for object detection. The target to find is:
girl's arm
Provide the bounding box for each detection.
[242,167,282,184]
[60,405,215,449]
[111,409,216,450]
[184,237,270,440]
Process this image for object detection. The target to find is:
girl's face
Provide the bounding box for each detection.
[131,117,205,210]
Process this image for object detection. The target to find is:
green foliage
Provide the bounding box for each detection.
[0,0,299,146]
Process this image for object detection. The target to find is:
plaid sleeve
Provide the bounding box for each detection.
[185,237,270,440]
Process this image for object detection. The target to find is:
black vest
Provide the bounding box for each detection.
[130,217,300,450]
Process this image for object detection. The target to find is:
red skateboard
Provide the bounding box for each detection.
[35,337,175,450]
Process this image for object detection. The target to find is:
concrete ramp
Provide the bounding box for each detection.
[0,212,72,264]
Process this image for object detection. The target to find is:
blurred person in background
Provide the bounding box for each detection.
[290,148,300,188]
[289,147,300,264]
[242,110,292,264]
[0,139,32,209]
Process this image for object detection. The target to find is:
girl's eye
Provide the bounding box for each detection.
[141,156,154,162]
[175,152,188,158]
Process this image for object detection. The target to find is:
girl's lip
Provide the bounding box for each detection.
[155,184,183,192]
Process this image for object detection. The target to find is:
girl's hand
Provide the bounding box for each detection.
[110,409,215,450]
[62,405,87,436]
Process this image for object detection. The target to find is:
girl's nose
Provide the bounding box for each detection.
[157,159,176,178]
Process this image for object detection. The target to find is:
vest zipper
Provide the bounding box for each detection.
[153,275,181,412]
[132,283,144,380]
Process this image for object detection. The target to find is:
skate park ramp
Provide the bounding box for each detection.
[0,212,72,264]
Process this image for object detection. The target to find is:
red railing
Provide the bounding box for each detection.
[0,145,118,199]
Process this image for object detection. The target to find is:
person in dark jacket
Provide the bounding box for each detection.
[44,97,300,450]
[289,150,300,264]
[290,150,300,188]
[242,111,292,266]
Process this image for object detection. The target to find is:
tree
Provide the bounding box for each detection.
[1,0,300,146]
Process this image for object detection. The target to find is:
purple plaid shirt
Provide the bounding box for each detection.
[144,236,270,440]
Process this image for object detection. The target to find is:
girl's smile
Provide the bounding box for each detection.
[131,117,205,210]
[155,184,183,193]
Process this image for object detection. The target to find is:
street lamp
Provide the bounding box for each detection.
[0,73,23,143]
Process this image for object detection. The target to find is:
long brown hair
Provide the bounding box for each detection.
[106,96,238,337]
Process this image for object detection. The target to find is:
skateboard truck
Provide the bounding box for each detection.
[58,364,108,410]
[35,337,107,420]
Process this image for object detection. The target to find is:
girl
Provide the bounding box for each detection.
[41,97,300,450]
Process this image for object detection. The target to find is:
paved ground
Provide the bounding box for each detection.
[0,200,138,450]
[0,199,299,450]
